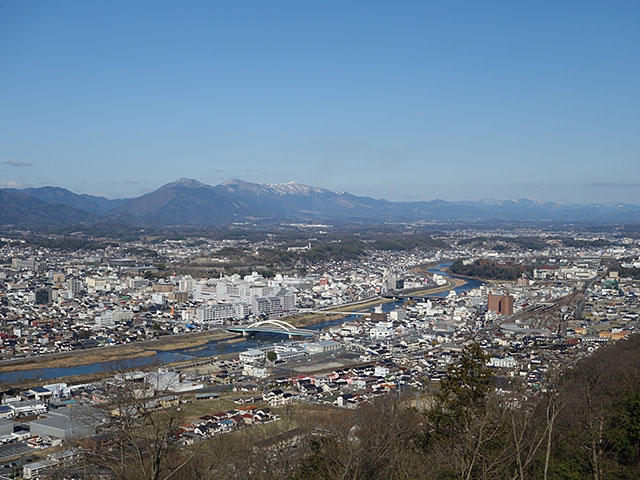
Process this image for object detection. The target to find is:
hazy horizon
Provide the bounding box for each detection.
[3,176,639,206]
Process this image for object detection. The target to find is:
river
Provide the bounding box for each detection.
[0,263,481,383]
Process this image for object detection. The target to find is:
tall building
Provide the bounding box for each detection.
[386,276,404,291]
[251,292,296,317]
[66,279,83,297]
[195,303,238,323]
[178,276,195,292]
[35,288,52,305]
[12,257,38,270]
[487,293,514,315]
[51,272,66,287]
[276,290,296,311]
[128,277,147,289]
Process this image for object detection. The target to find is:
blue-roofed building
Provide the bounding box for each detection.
[29,387,53,401]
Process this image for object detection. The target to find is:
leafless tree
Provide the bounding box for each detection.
[71,366,206,480]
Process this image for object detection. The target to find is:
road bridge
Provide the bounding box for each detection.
[224,319,315,339]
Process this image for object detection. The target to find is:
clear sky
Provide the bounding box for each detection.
[1,1,639,203]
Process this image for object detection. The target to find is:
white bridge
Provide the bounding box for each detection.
[224,319,315,338]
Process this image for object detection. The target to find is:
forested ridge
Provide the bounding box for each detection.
[450,258,532,280]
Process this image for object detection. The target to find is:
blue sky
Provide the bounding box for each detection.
[1,1,639,203]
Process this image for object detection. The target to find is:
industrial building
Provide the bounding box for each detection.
[28,404,105,440]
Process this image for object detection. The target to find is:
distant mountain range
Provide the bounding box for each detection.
[2,178,640,227]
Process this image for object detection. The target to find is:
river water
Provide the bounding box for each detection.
[0,263,481,383]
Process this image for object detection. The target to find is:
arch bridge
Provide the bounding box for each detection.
[224,319,315,338]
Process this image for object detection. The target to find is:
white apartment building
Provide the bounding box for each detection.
[251,291,296,317]
[195,303,238,323]
[179,275,195,292]
[370,325,393,340]
[488,356,518,368]
[242,364,268,378]
[96,307,132,327]
[239,349,266,364]
[194,283,217,302]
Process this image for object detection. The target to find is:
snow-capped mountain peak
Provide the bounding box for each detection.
[265,181,328,195]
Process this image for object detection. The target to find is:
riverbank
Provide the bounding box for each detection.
[0,348,242,391]
[401,277,466,296]
[0,330,234,373]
